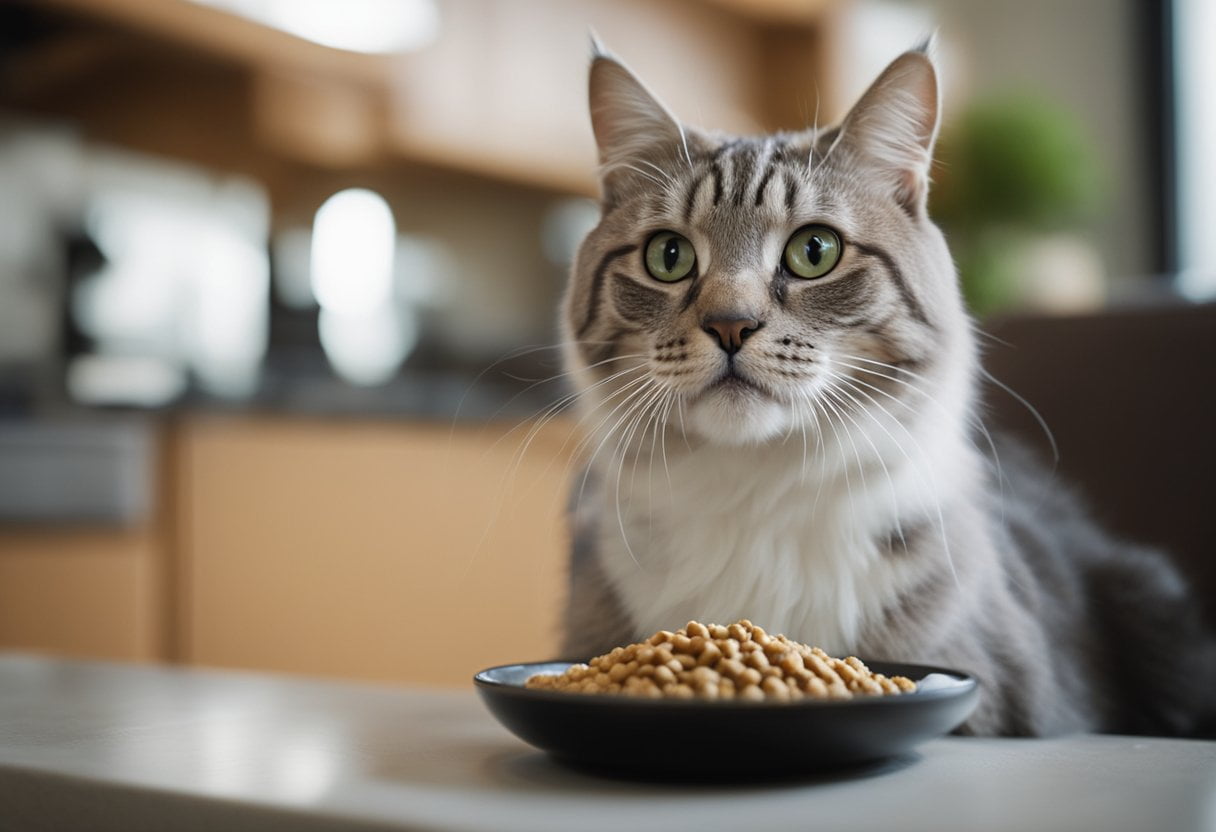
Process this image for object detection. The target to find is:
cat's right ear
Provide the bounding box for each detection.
[588,48,691,205]
[835,48,940,216]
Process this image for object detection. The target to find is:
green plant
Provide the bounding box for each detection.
[930,93,1105,314]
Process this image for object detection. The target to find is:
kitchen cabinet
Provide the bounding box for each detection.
[0,416,576,686]
[0,527,165,661]
[173,417,574,685]
[14,0,841,195]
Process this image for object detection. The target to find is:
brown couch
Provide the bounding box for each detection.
[985,302,1216,623]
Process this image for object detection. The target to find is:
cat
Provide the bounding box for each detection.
[556,41,1215,736]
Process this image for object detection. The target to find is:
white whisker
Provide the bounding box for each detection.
[824,366,959,588]
[833,354,1009,518]
[821,379,906,550]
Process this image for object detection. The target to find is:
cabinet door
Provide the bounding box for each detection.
[177,417,575,685]
[0,528,163,661]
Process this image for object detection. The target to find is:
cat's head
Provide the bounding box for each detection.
[562,44,973,447]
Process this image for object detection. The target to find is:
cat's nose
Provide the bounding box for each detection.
[702,317,762,354]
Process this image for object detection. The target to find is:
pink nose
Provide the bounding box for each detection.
[702,317,761,354]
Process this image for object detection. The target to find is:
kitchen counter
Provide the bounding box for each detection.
[0,654,1213,832]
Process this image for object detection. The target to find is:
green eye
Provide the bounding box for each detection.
[783,225,842,279]
[644,231,697,282]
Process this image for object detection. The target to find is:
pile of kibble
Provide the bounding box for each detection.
[525,620,916,701]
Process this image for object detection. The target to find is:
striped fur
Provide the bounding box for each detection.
[557,47,1216,736]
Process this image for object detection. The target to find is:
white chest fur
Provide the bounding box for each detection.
[591,420,971,653]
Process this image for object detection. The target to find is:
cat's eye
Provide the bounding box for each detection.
[783,226,842,279]
[644,231,697,283]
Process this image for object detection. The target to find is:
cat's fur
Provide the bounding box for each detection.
[558,43,1215,736]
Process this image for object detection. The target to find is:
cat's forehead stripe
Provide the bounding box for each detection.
[681,176,705,223]
[730,146,755,207]
[676,137,808,222]
[753,164,777,208]
[784,171,799,214]
[709,160,725,206]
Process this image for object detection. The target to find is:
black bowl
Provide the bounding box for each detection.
[475,660,978,778]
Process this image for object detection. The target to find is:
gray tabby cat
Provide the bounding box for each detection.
[558,42,1214,736]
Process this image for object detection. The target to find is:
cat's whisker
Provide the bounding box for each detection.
[640,388,671,516]
[598,382,663,568]
[465,350,646,474]
[821,379,907,551]
[575,377,662,510]
[566,375,657,475]
[657,390,676,497]
[794,396,809,481]
[457,370,638,583]
[811,384,863,556]
[481,365,652,558]
[612,384,667,569]
[832,355,1010,516]
[449,339,622,434]
[979,366,1059,466]
[826,370,959,588]
[518,364,656,501]
[619,383,664,501]
[489,360,649,468]
[521,372,670,510]
[498,351,648,385]
[833,353,1009,472]
[791,392,828,518]
[832,356,1007,483]
[544,366,655,465]
[969,322,1016,349]
[500,367,654,510]
[676,396,692,450]
[449,342,564,434]
[641,390,670,543]
[796,385,852,547]
[484,352,650,440]
[548,373,665,507]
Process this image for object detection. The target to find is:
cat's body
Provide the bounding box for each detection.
[558,43,1215,736]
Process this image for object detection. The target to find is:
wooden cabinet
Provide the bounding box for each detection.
[19,0,839,194]
[0,527,165,661]
[173,417,574,685]
[0,417,575,686]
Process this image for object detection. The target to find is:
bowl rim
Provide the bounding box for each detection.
[473,659,978,710]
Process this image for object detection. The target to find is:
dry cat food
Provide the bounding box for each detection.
[526,620,916,701]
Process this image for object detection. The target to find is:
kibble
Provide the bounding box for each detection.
[524,620,917,701]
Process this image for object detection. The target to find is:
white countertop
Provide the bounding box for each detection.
[0,654,1213,832]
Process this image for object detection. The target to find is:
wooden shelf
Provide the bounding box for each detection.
[4,0,841,196]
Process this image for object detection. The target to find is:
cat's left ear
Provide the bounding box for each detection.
[588,45,691,205]
[837,47,940,215]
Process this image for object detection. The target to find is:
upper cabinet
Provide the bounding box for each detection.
[10,0,842,194]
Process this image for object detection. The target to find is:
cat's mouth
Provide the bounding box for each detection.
[685,366,789,443]
[706,368,769,398]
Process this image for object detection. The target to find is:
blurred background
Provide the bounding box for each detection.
[0,0,1211,686]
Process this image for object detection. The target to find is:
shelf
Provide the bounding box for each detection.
[5,0,840,196]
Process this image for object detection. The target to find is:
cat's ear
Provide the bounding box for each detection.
[588,46,690,204]
[836,47,940,215]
